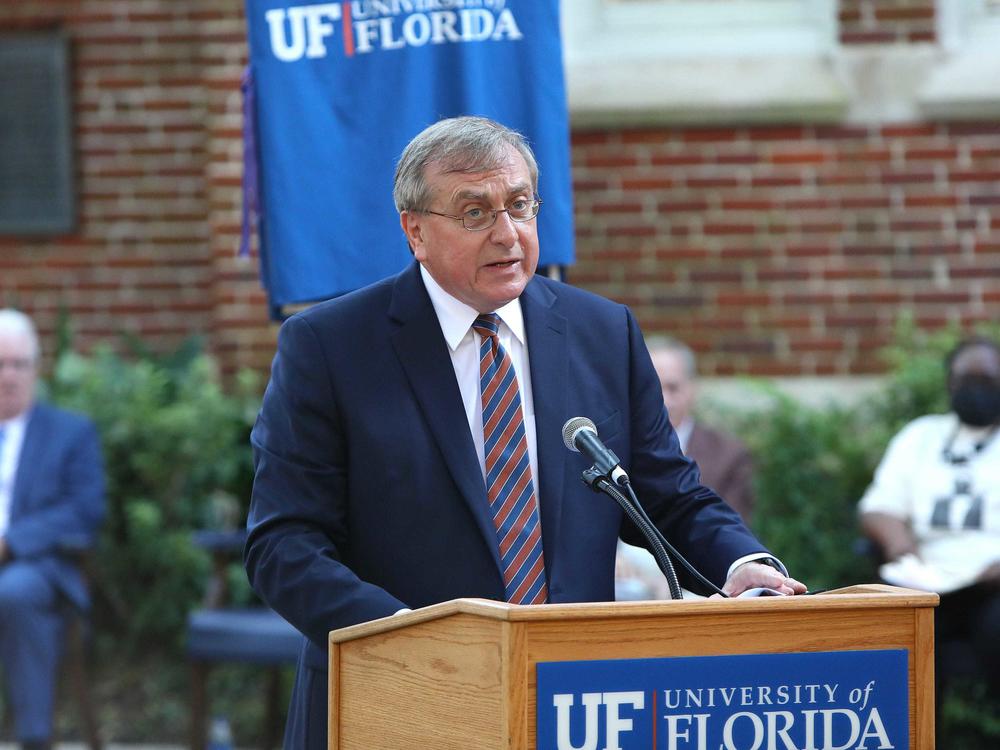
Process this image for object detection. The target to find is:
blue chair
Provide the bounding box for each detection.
[186,530,302,750]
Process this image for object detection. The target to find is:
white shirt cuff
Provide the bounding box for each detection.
[727,553,788,580]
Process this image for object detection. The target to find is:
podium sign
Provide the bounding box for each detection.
[537,650,909,750]
[328,588,937,750]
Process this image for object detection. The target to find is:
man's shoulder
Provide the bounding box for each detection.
[277,268,409,350]
[294,271,398,326]
[691,422,750,456]
[29,402,97,436]
[526,274,627,317]
[889,413,954,446]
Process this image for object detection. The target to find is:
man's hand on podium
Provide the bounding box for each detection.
[716,561,807,598]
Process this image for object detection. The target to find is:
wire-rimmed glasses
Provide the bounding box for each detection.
[417,197,542,231]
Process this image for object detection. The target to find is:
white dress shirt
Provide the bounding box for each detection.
[0,412,29,536]
[674,417,694,454]
[419,265,540,498]
[420,266,783,592]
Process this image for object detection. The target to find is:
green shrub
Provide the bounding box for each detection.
[49,345,260,653]
[733,320,1000,744]
[735,386,882,590]
[42,342,268,743]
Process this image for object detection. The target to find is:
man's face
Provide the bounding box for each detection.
[949,344,1000,385]
[948,344,1000,427]
[0,330,38,420]
[650,348,696,428]
[400,145,540,313]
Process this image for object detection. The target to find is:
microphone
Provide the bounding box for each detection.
[561,417,629,485]
[560,416,727,599]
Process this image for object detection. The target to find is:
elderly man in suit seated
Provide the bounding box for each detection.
[648,336,754,521]
[0,309,106,750]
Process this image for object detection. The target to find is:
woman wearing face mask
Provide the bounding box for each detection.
[858,336,1000,715]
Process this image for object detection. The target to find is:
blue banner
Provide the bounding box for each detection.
[537,650,909,750]
[244,0,574,310]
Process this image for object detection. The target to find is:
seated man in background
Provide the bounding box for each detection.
[0,309,106,750]
[616,336,755,598]
[649,336,754,521]
[858,336,999,707]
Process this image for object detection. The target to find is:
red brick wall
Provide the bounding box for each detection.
[2,1,995,379]
[839,0,937,44]
[0,0,275,376]
[570,123,1000,375]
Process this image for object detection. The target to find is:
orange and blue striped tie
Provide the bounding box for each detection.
[473,313,548,605]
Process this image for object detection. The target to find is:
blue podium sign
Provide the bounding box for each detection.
[537,649,908,750]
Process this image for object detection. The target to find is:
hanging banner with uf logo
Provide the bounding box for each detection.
[537,649,909,750]
[243,0,574,311]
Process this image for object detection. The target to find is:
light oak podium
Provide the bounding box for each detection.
[328,584,937,750]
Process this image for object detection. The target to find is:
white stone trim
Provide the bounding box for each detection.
[919,0,1000,119]
[561,0,846,126]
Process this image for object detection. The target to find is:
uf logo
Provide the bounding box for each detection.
[265,4,343,61]
[552,692,645,750]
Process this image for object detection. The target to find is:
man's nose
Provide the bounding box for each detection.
[488,209,518,246]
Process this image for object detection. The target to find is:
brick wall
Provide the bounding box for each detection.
[0,0,275,376]
[839,0,937,44]
[570,123,1000,376]
[1,0,995,379]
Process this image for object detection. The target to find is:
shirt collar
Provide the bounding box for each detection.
[674,416,695,452]
[419,264,526,350]
[0,408,30,433]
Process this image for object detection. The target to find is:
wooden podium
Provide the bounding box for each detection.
[328,585,937,750]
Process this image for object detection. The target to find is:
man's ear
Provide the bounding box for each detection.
[400,211,423,259]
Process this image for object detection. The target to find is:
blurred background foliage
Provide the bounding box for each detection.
[42,336,271,743]
[735,316,1000,747]
[23,318,996,746]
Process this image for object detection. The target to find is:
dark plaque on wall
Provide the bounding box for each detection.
[0,32,76,235]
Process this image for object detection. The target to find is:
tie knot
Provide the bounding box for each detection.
[472,313,500,339]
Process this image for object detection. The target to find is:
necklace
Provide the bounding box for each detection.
[941,422,1000,465]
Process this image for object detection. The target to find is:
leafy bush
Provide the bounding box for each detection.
[42,342,268,743]
[49,345,260,653]
[735,387,882,590]
[732,320,999,744]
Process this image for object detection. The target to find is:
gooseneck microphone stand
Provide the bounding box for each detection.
[581,468,729,599]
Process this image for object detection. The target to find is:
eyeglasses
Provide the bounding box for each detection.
[0,358,34,372]
[418,197,542,232]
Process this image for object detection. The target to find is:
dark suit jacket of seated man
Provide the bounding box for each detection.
[244,116,805,750]
[0,309,106,750]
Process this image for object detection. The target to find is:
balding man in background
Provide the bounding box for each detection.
[648,336,754,522]
[0,309,105,750]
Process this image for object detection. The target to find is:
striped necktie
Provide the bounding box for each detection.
[473,313,548,605]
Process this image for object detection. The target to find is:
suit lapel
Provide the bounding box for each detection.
[10,404,42,519]
[521,278,568,575]
[387,263,502,573]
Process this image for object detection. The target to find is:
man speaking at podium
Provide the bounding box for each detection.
[245,116,805,749]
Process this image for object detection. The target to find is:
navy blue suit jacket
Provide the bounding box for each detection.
[247,262,768,680]
[5,403,106,610]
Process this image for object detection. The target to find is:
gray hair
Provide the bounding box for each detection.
[0,308,40,360]
[646,335,697,380]
[393,116,539,213]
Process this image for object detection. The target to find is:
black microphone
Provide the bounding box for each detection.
[561,417,629,485]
